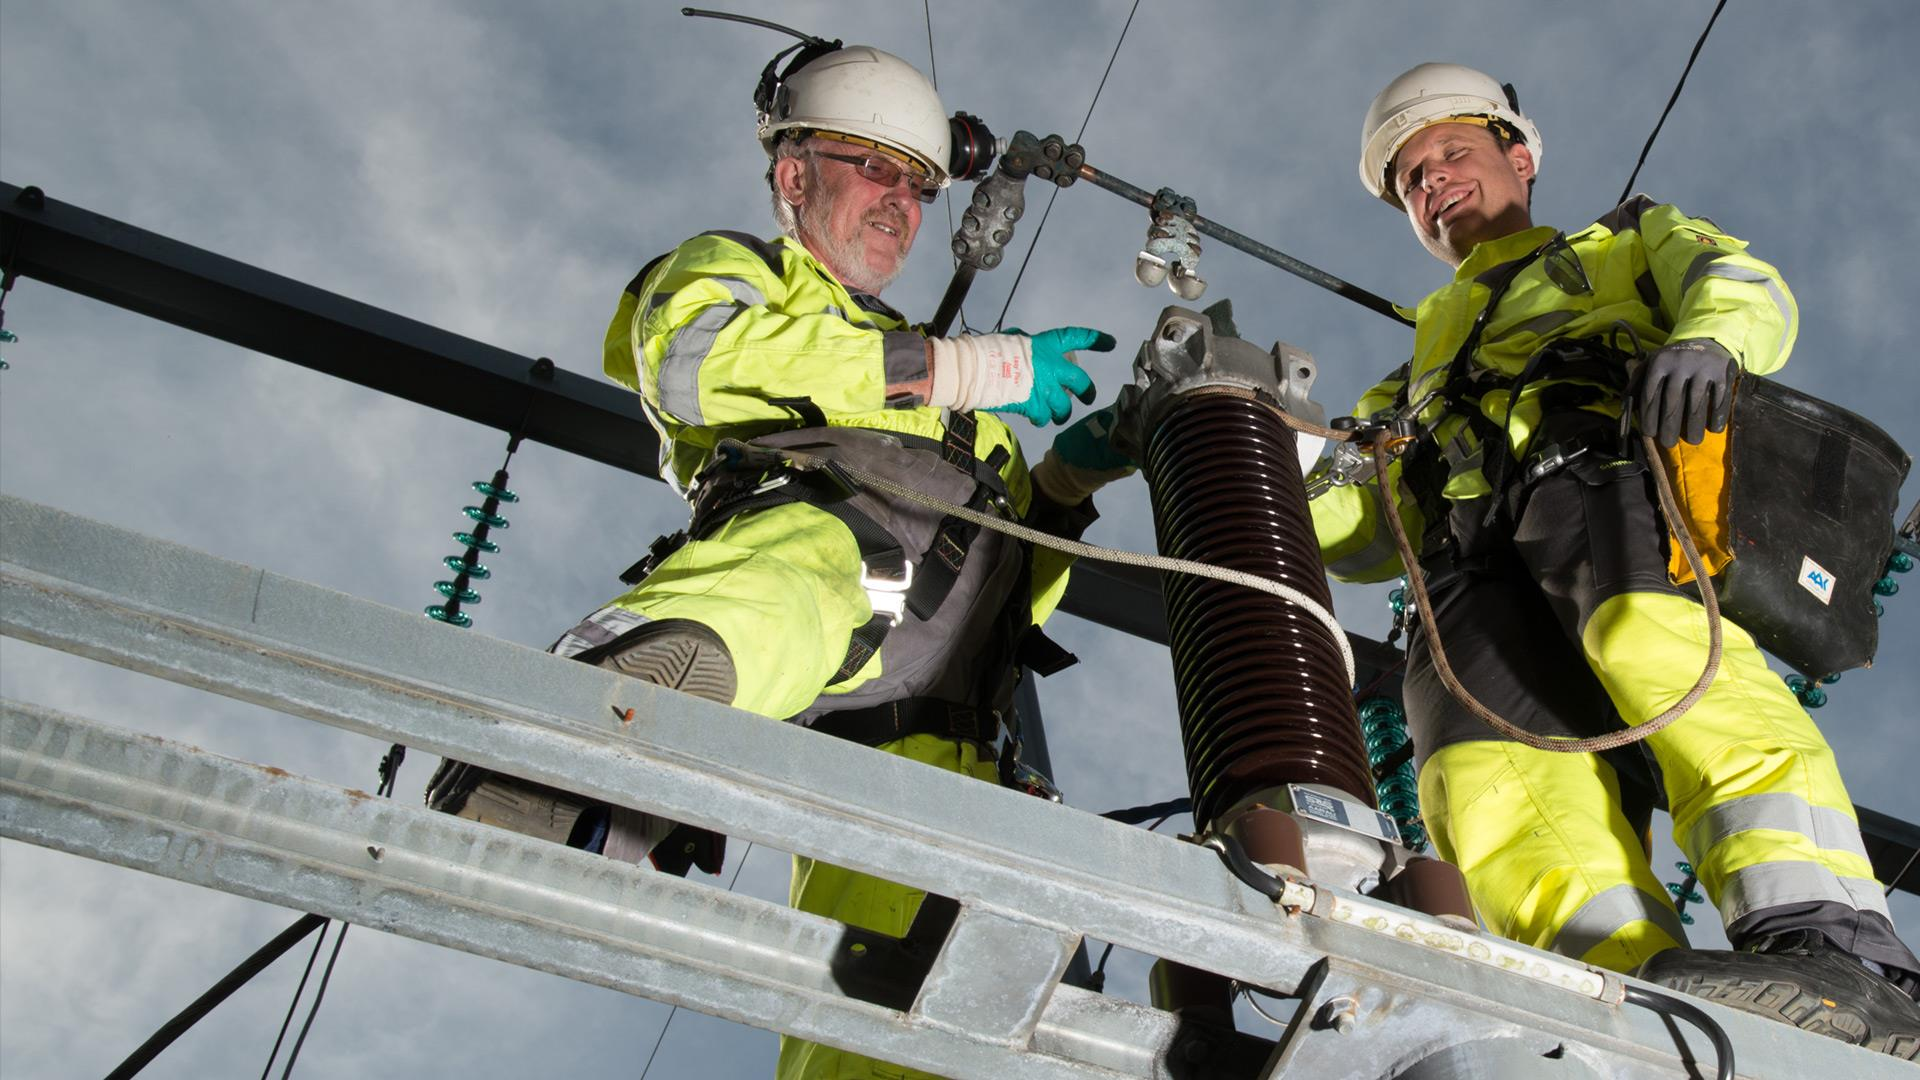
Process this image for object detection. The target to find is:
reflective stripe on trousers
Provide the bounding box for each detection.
[1408,437,1903,975]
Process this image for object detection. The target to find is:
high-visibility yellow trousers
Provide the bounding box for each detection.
[1404,444,1913,980]
[775,735,1001,1080]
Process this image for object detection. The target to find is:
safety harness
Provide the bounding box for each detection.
[1395,234,1634,555]
[619,403,1074,793]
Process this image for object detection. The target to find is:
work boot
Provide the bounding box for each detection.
[1636,929,1920,1058]
[589,618,739,704]
[428,619,737,875]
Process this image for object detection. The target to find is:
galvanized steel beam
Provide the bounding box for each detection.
[0,701,1148,1079]
[5,494,1902,1078]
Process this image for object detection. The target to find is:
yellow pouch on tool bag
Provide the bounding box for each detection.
[1655,375,1910,677]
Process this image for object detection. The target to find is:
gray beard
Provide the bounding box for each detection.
[799,190,905,295]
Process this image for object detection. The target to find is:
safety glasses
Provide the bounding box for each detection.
[811,149,941,204]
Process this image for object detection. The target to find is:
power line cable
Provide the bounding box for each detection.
[637,841,757,1080]
[924,0,968,331]
[1617,0,1730,204]
[276,742,409,1075]
[259,920,330,1080]
[101,913,329,1080]
[993,0,1143,331]
[279,921,351,1078]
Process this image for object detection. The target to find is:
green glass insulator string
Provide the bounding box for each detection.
[1358,696,1427,851]
[1665,861,1704,926]
[426,437,522,629]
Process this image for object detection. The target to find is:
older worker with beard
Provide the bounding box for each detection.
[428,44,1123,1080]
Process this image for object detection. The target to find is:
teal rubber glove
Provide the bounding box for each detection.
[987,326,1115,427]
[1032,402,1138,507]
[1052,402,1134,472]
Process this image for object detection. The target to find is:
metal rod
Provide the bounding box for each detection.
[1077,164,1413,327]
[930,264,976,336]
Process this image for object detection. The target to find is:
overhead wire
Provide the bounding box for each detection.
[992,0,1143,331]
[101,913,329,1080]
[259,921,330,1080]
[924,0,968,330]
[1617,0,1730,203]
[276,735,410,1075]
[279,922,351,1078]
[637,841,757,1080]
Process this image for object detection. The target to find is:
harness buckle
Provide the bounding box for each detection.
[1525,442,1590,484]
[860,559,914,626]
[749,472,792,496]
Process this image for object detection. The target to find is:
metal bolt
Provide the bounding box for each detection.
[1322,995,1358,1034]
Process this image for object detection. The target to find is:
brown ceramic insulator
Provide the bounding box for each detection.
[1233,805,1309,876]
[1380,856,1479,927]
[1145,390,1376,827]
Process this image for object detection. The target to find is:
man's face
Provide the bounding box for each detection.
[778,140,923,294]
[1390,123,1536,267]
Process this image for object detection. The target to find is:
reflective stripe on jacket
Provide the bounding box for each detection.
[603,229,1071,622]
[1311,197,1798,583]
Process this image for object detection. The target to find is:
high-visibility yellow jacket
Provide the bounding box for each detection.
[603,229,1072,621]
[1311,197,1798,582]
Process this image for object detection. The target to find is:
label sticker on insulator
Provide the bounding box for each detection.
[1288,784,1402,845]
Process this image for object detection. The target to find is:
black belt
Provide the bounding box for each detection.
[806,697,1004,749]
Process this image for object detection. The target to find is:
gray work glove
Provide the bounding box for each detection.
[1637,339,1737,447]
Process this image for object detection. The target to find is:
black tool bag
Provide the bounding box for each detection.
[1707,376,1910,677]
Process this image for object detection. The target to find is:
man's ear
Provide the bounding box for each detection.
[1508,141,1537,183]
[773,154,809,210]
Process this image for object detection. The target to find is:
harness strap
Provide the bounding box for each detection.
[806,697,1004,749]
[906,409,983,620]
[672,409,999,687]
[1396,232,1637,542]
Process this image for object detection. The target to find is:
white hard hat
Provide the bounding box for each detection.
[1359,63,1542,210]
[758,45,951,186]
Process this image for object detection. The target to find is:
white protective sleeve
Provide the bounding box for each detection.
[926,333,1035,411]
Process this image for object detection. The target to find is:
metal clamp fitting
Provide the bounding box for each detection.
[1524,442,1589,484]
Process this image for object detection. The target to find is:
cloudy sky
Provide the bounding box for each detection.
[3,1,1918,1076]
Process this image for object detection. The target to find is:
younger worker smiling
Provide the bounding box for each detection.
[1310,62,1920,1056]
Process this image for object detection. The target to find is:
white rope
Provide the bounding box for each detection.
[799,455,1359,689]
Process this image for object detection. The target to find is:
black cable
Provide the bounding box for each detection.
[279,921,351,1078]
[1213,832,1288,903]
[259,920,330,1080]
[101,913,328,1080]
[1617,0,1730,204]
[1084,941,1116,993]
[1622,984,1734,1080]
[921,0,940,101]
[924,0,968,332]
[1101,795,1190,825]
[993,0,1142,331]
[638,840,757,1080]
